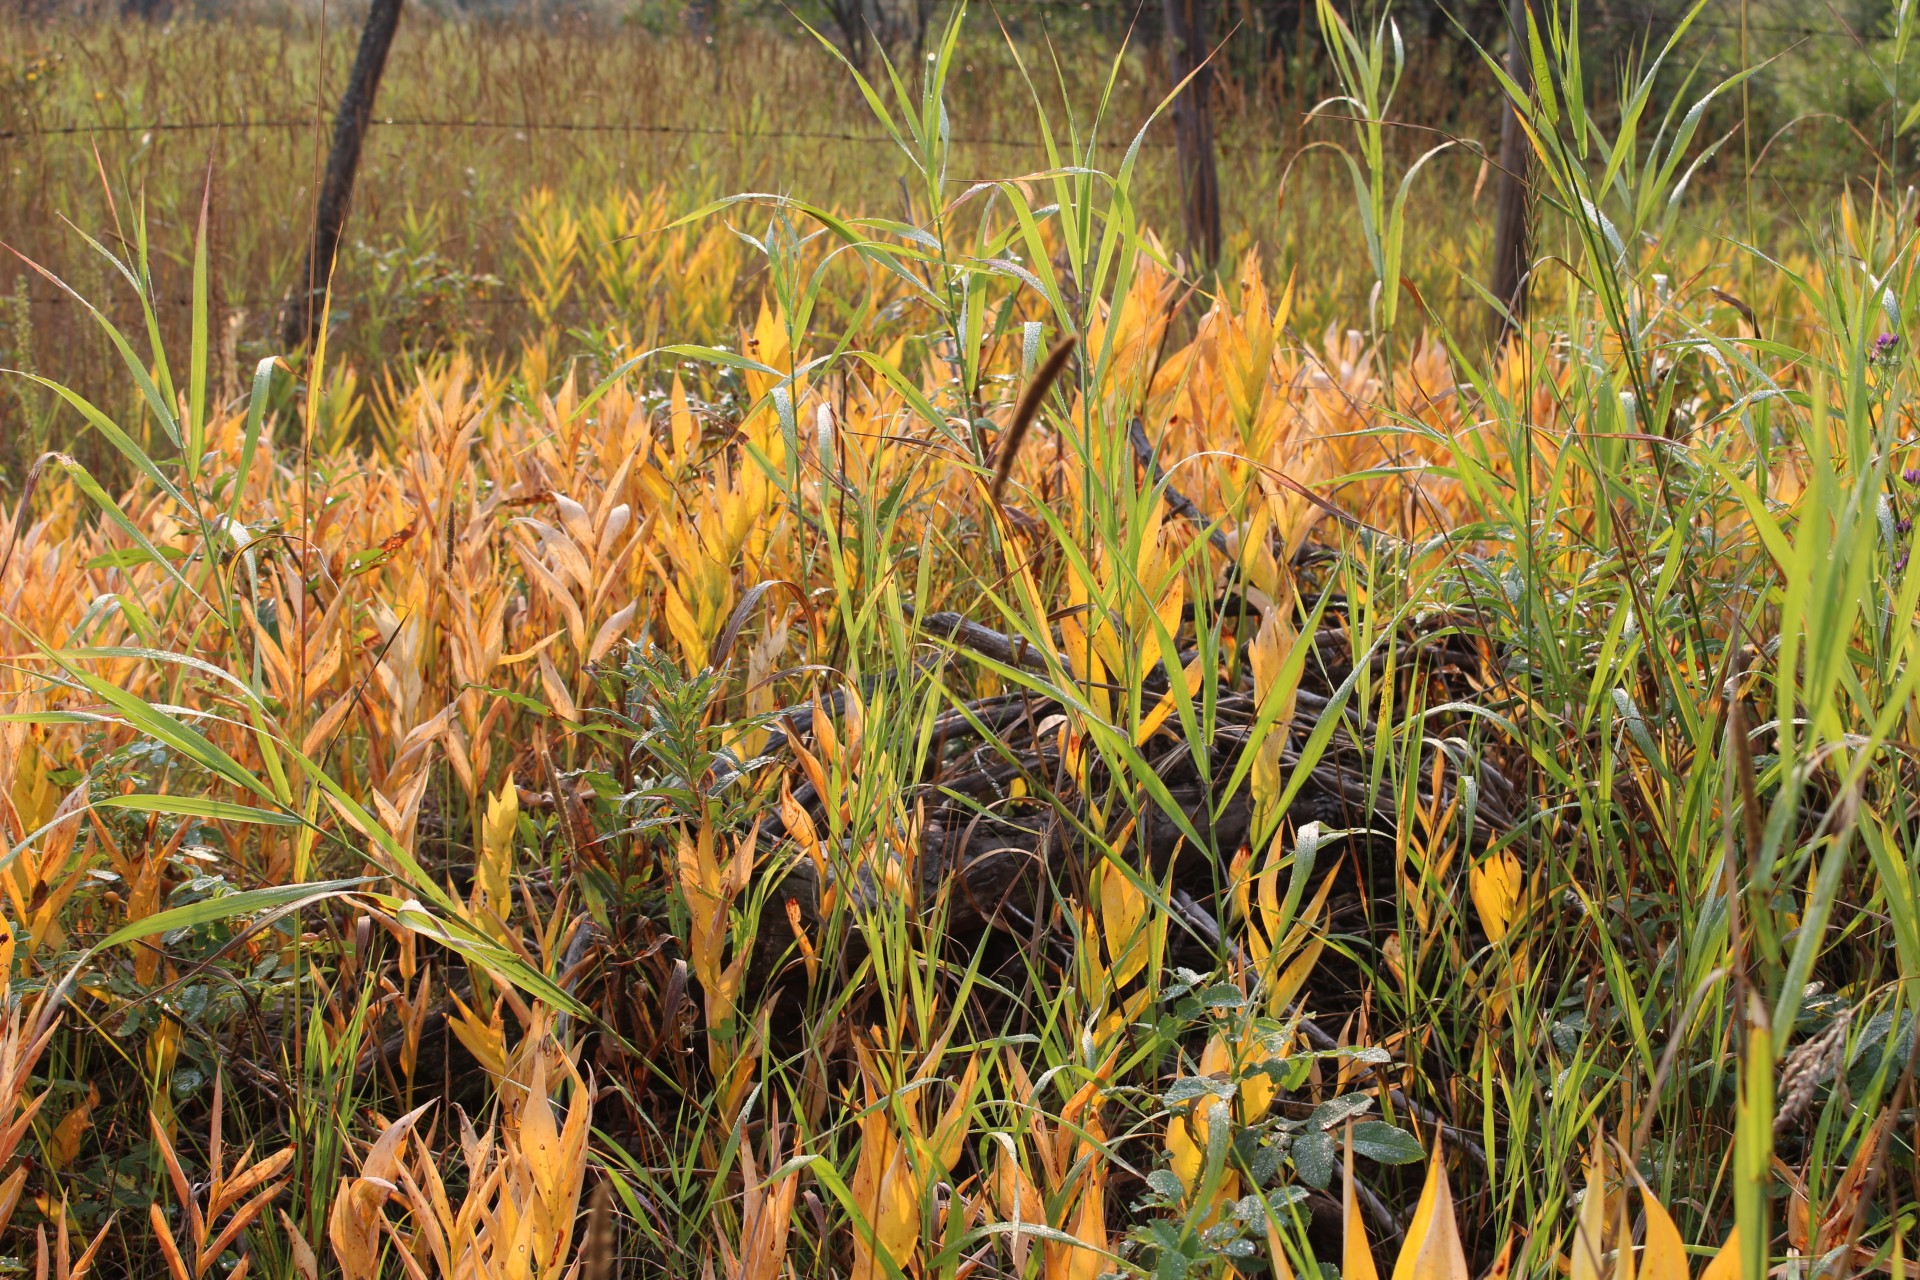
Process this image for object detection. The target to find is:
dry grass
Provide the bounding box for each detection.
[6,3,1847,470]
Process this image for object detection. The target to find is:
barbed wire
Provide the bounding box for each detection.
[0,114,1055,145]
[0,109,1883,172]
[0,110,1315,154]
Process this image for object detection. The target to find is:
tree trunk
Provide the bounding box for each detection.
[1165,0,1222,271]
[1488,0,1532,342]
[281,0,406,352]
[827,0,870,72]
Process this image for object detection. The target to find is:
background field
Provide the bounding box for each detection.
[0,0,1899,473]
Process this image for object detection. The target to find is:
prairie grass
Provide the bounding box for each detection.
[0,1,1917,1278]
[0,0,1871,470]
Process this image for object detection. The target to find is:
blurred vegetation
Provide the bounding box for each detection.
[0,0,1907,484]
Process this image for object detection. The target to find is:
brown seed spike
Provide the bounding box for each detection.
[583,1177,616,1280]
[988,333,1078,510]
[0,453,50,588]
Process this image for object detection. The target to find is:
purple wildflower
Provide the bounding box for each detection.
[1877,332,1900,354]
[1900,518,1914,536]
[1905,468,1920,486]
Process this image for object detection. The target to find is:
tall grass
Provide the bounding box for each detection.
[0,0,1875,478]
[0,0,1915,1276]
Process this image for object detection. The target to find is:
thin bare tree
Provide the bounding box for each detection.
[1165,0,1222,271]
[281,0,406,352]
[1488,0,1532,340]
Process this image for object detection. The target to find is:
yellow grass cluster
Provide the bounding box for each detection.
[0,164,1863,1274]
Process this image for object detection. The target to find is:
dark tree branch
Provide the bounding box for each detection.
[1488,0,1533,341]
[1165,0,1222,271]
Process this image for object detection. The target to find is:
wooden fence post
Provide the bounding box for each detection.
[1488,0,1532,341]
[281,0,406,352]
[1165,0,1221,271]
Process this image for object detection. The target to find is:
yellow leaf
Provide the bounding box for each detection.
[1344,1125,1380,1280]
[780,782,829,916]
[1470,848,1525,945]
[1616,1195,1638,1280]
[446,994,510,1081]
[1248,606,1299,817]
[1230,845,1259,946]
[664,581,709,664]
[1249,606,1297,709]
[1269,936,1327,1018]
[1267,1216,1300,1280]
[812,693,842,769]
[48,1083,97,1171]
[0,1167,24,1240]
[841,684,865,762]
[1238,503,1286,602]
[1632,1177,1689,1280]
[328,1103,433,1280]
[1098,858,1149,990]
[991,1139,1044,1278]
[280,1208,320,1280]
[1382,934,1408,988]
[1257,847,1339,1017]
[1698,1226,1741,1280]
[1389,1138,1469,1280]
[929,1054,980,1173]
[669,374,699,465]
[848,1041,921,1280]
[1167,1101,1202,1197]
[850,1134,915,1280]
[1570,1147,1608,1280]
[472,775,517,939]
[152,1201,193,1280]
[537,650,579,723]
[1063,1131,1109,1280]
[1236,1020,1277,1123]
[1177,1048,1243,1229]
[589,599,639,663]
[1482,1237,1514,1280]
[517,1056,564,1203]
[1168,1037,1232,1195]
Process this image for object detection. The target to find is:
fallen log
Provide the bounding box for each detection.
[344,605,1522,1088]
[749,608,1521,980]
